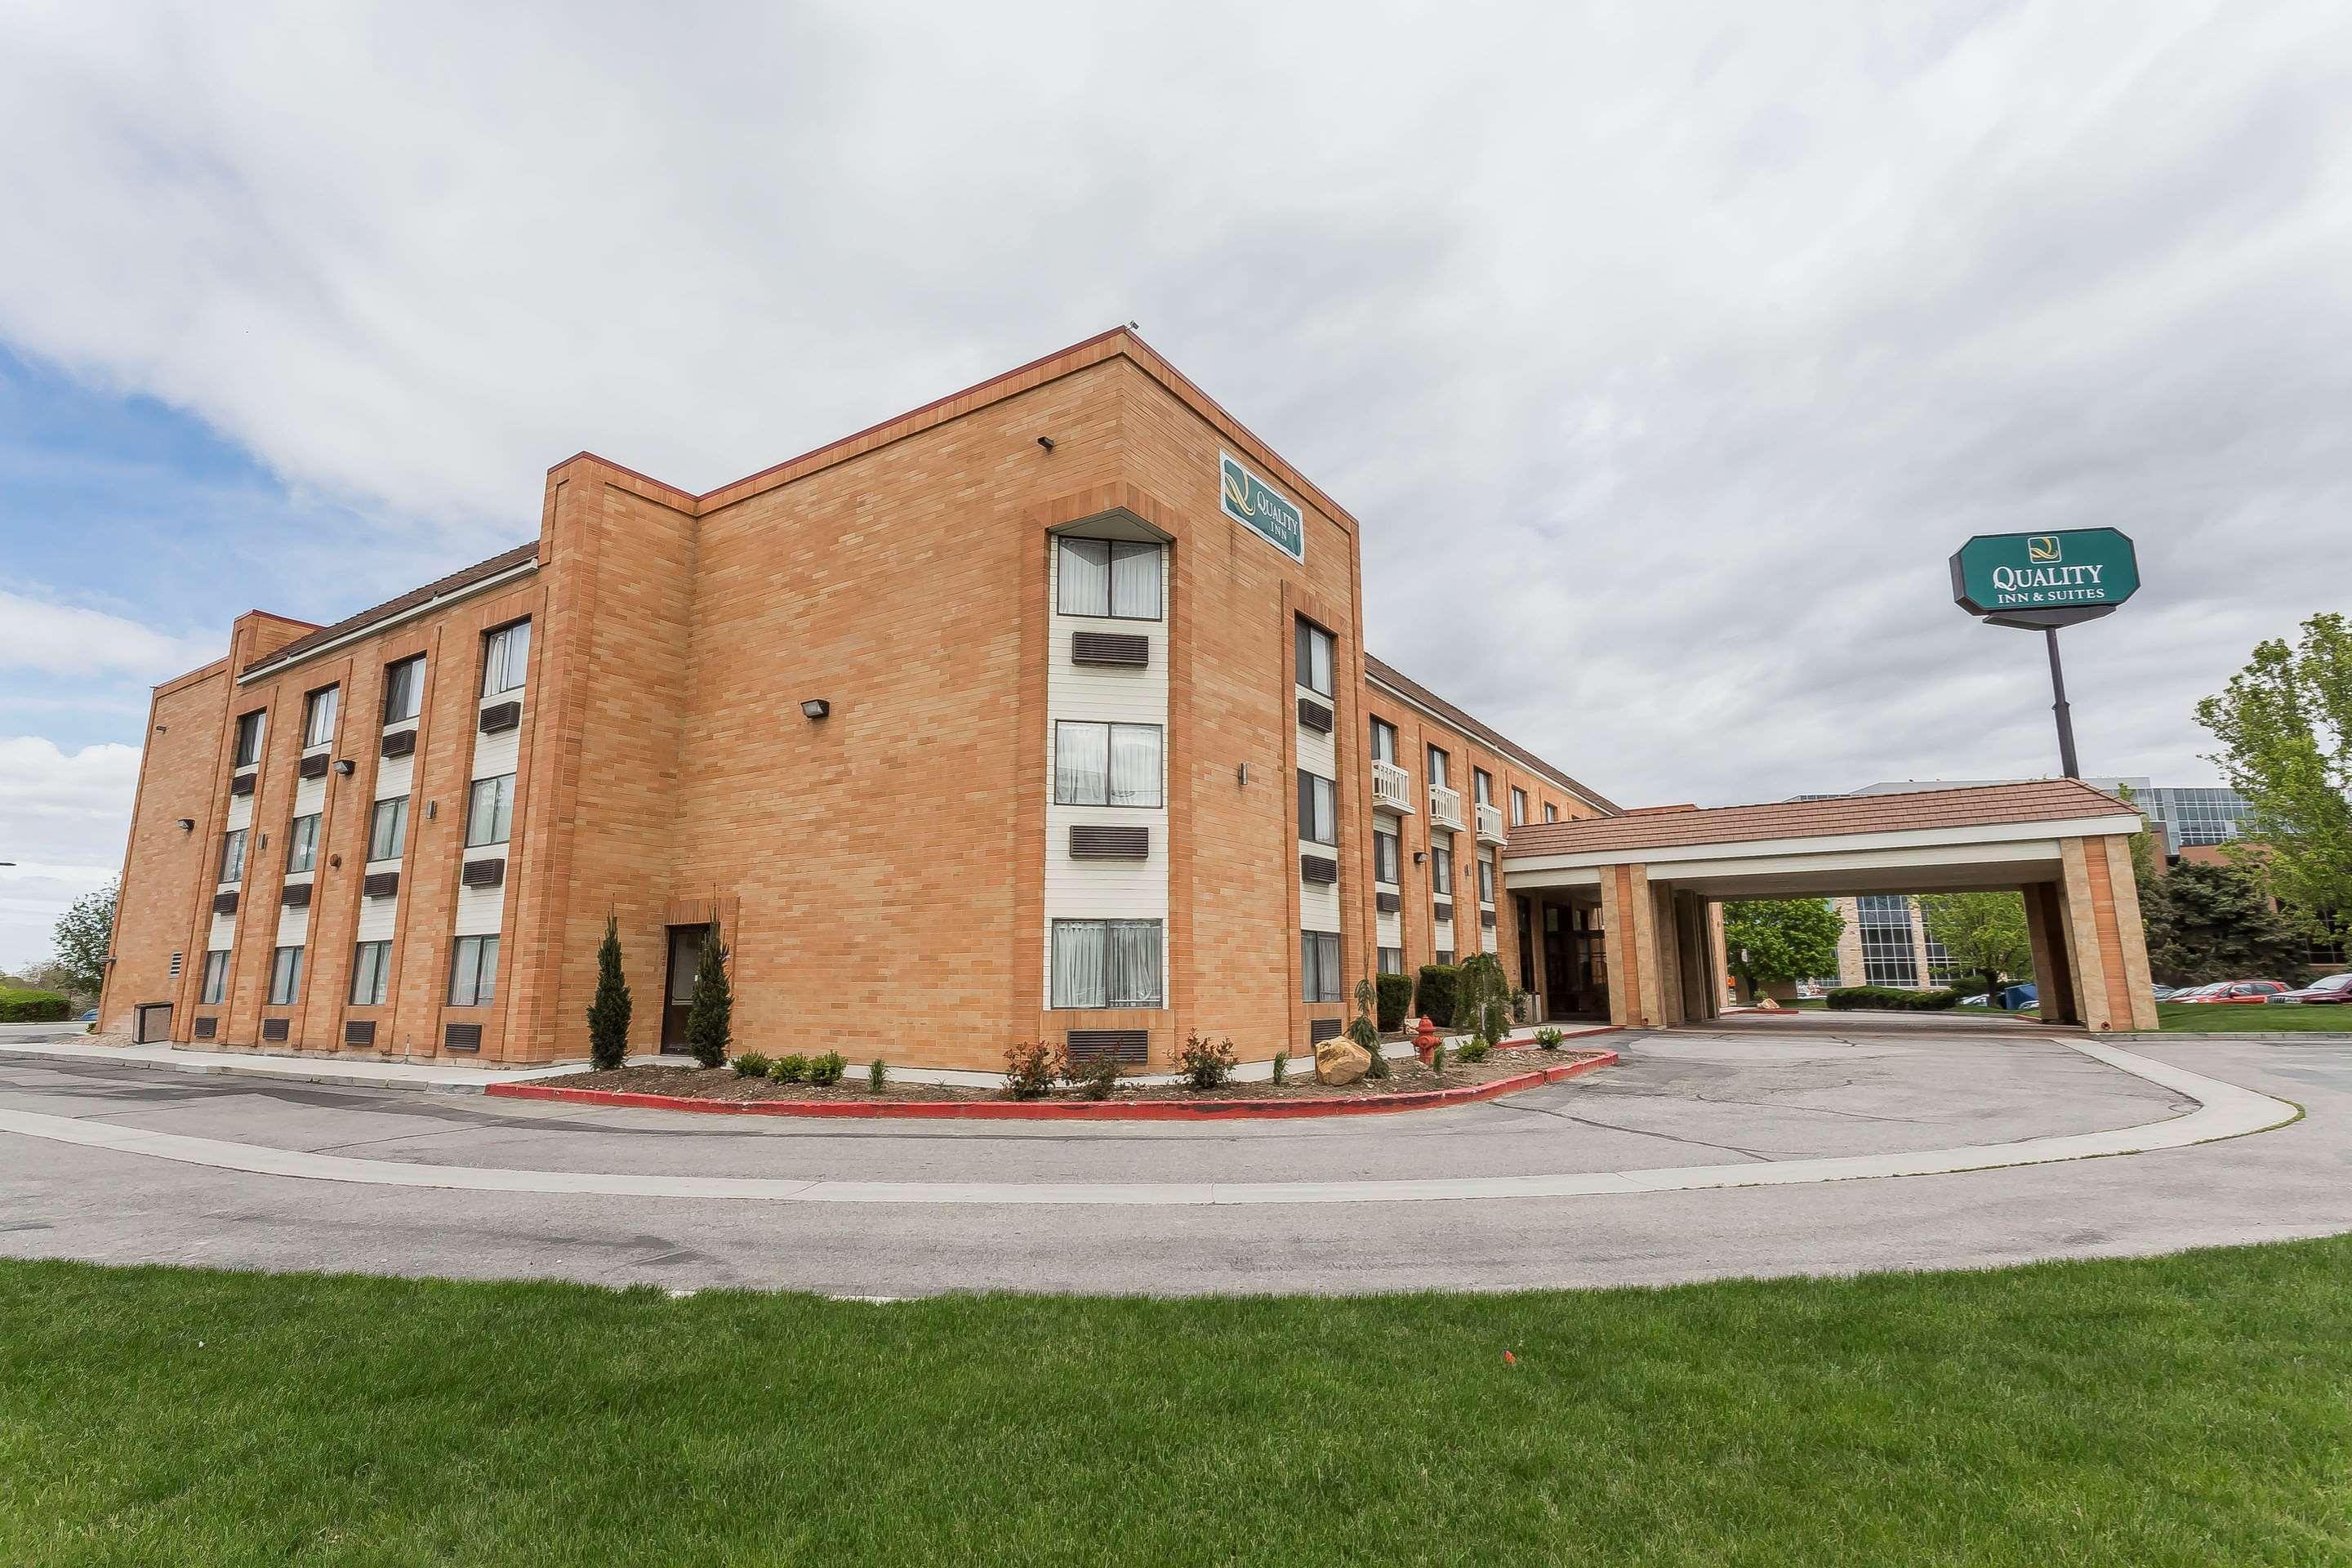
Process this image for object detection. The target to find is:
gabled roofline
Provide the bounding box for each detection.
[1365,656,1619,815]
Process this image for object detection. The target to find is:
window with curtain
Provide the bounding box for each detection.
[1294,618,1334,696]
[1370,719,1398,763]
[1296,771,1337,844]
[303,685,339,748]
[200,951,230,1004]
[1373,828,1401,884]
[1054,722,1162,807]
[1544,803,1558,822]
[1427,746,1449,786]
[1437,948,1454,964]
[466,775,514,847]
[286,814,320,874]
[449,935,500,1006]
[1301,931,1342,1003]
[1050,920,1163,1009]
[369,796,409,862]
[1431,836,1454,895]
[218,829,247,884]
[1510,787,1527,825]
[1055,538,1161,619]
[350,941,392,1005]
[1473,768,1493,806]
[234,710,266,768]
[482,620,531,697]
[268,946,303,1005]
[1377,946,1404,976]
[381,656,425,724]
[1478,851,1496,905]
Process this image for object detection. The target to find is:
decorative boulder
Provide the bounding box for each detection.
[1314,1037,1372,1085]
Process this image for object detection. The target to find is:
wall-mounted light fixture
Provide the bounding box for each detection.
[1236,763,1250,786]
[329,853,342,870]
[1036,435,1055,452]
[800,699,831,721]
[425,801,437,821]
[1414,851,1428,865]
[176,818,195,832]
[334,759,355,776]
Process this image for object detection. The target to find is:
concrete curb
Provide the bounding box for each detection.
[482,1049,1619,1121]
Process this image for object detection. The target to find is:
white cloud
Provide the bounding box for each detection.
[0,736,138,969]
[0,0,2347,808]
[0,590,216,679]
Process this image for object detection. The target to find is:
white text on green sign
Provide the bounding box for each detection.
[1220,452,1304,563]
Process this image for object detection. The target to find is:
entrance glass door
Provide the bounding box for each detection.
[662,924,710,1053]
[1542,904,1609,1018]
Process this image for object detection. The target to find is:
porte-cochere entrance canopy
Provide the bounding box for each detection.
[1501,780,2157,1031]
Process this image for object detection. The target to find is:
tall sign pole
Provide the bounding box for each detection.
[1949,529,2140,781]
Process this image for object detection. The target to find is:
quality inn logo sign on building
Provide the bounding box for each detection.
[1220,451,1304,563]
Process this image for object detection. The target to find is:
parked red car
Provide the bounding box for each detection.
[2271,973,2352,1005]
[2177,980,2292,1004]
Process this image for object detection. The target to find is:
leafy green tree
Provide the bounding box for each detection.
[1722,898,1844,997]
[1918,892,2034,1000]
[585,913,632,1071]
[51,881,117,1000]
[2139,859,2310,987]
[683,919,733,1068]
[2195,612,2352,947]
[1456,952,1514,1048]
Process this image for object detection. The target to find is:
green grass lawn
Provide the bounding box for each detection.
[2159,1001,2352,1032]
[5,1245,2350,1566]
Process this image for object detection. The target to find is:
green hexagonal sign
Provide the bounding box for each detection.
[1950,528,2140,629]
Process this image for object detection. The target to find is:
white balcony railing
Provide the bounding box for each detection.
[1428,782,1464,830]
[1475,801,1507,844]
[1371,759,1414,813]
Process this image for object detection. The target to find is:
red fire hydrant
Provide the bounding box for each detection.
[1413,1015,1440,1064]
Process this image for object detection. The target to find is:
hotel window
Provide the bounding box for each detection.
[302,685,339,748]
[1056,538,1161,620]
[1054,722,1163,808]
[268,945,303,1005]
[1301,931,1342,1003]
[1377,946,1404,976]
[1544,803,1558,822]
[1437,947,1455,965]
[1473,768,1494,805]
[1370,718,1398,763]
[1050,919,1163,1009]
[466,775,514,848]
[381,655,425,724]
[1510,786,1527,826]
[1431,836,1454,896]
[368,796,409,862]
[1857,895,1919,987]
[1478,849,1496,905]
[1373,827,1401,884]
[218,828,247,884]
[350,940,393,1006]
[1427,746,1449,787]
[1294,618,1334,697]
[200,950,230,1005]
[233,710,266,768]
[286,813,321,874]
[1296,771,1338,845]
[448,935,499,1006]
[482,620,532,697]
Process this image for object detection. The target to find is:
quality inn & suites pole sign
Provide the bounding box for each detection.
[1949,528,2141,780]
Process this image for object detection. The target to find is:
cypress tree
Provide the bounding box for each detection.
[586,912,632,1071]
[684,917,733,1068]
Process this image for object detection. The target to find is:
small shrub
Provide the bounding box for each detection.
[0,987,70,1024]
[1004,1039,1062,1100]
[1375,972,1414,1032]
[1174,1031,1236,1091]
[1827,986,1962,1012]
[1459,1039,1490,1063]
[1534,1027,1565,1052]
[1068,1052,1123,1101]
[1271,1049,1288,1086]
[769,1054,808,1084]
[1428,1032,1448,1078]
[807,1051,846,1087]
[1365,1043,1391,1080]
[585,913,632,1071]
[1414,964,1461,1028]
[867,1058,888,1092]
[731,1052,771,1079]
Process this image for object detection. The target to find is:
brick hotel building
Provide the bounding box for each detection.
[99,329,1620,1070]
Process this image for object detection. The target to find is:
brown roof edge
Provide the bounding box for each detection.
[1365,654,1621,815]
[238,541,541,676]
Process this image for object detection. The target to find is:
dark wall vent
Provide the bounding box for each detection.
[1307,1017,1345,1045]
[261,1018,291,1042]
[191,1016,218,1040]
[280,881,312,909]
[1070,824,1149,859]
[1295,697,1334,733]
[1375,890,1401,914]
[1299,853,1339,884]
[461,858,506,889]
[344,1019,378,1048]
[299,752,331,779]
[444,1022,483,1052]
[362,870,400,899]
[381,728,416,759]
[478,700,522,734]
[1071,631,1149,667]
[1066,1027,1148,1064]
[1433,901,1454,923]
[212,889,239,915]
[229,772,256,796]
[1481,908,1498,929]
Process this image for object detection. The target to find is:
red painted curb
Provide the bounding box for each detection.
[485,1047,1619,1121]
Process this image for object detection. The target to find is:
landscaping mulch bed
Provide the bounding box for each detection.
[554,1044,1611,1108]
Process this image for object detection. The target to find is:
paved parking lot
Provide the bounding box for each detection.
[0,1028,2342,1296]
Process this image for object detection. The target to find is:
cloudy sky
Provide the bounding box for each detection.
[2,0,2347,969]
